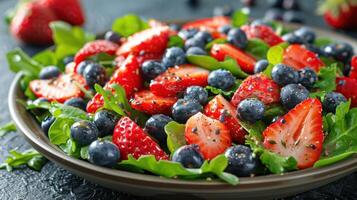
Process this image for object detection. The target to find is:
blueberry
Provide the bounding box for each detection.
[343,64,351,77]
[104,31,121,43]
[237,98,265,123]
[145,114,173,148]
[213,5,234,17]
[63,56,74,65]
[186,47,207,56]
[324,43,354,63]
[271,64,299,86]
[184,37,205,50]
[298,67,318,88]
[172,144,204,168]
[141,60,166,80]
[41,116,55,135]
[70,121,99,146]
[294,27,315,43]
[184,86,208,105]
[264,9,283,21]
[172,99,203,123]
[268,0,283,8]
[64,98,87,111]
[83,63,106,88]
[283,11,304,23]
[194,31,213,43]
[282,33,304,44]
[254,59,269,74]
[227,28,248,49]
[208,69,236,90]
[282,0,300,10]
[225,145,261,177]
[88,140,120,167]
[323,92,347,114]
[76,60,93,75]
[39,66,61,80]
[162,47,186,68]
[178,28,199,40]
[93,109,119,137]
[280,84,309,110]
[218,25,232,35]
[305,44,326,57]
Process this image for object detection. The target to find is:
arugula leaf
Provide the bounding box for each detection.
[49,103,89,120]
[205,38,227,50]
[112,14,149,37]
[48,118,74,145]
[314,37,332,48]
[186,55,248,78]
[168,35,184,48]
[0,122,17,137]
[32,50,57,66]
[267,45,284,65]
[119,155,239,185]
[6,48,43,78]
[232,8,249,27]
[164,121,186,153]
[205,80,242,100]
[310,64,337,99]
[245,39,269,60]
[60,139,81,158]
[0,149,46,172]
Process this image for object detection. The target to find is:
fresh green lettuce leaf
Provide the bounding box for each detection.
[205,38,227,50]
[6,48,43,78]
[112,14,149,37]
[0,149,47,172]
[168,35,184,48]
[314,37,332,48]
[48,118,74,145]
[245,39,269,60]
[232,8,249,27]
[32,50,57,67]
[164,121,186,153]
[60,139,81,158]
[310,64,338,99]
[205,80,242,100]
[0,122,17,137]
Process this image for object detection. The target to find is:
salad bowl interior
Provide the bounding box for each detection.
[8,23,357,200]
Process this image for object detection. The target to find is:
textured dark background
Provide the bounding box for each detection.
[1,0,357,199]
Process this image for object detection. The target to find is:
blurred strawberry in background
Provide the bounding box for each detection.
[5,0,85,45]
[318,0,357,29]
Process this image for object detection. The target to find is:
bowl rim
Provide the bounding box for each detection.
[7,25,357,193]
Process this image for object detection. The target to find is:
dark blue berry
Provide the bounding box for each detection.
[76,60,93,75]
[324,43,354,63]
[213,5,234,17]
[88,140,120,167]
[172,144,204,168]
[298,67,318,88]
[83,63,106,88]
[269,0,283,8]
[63,56,74,65]
[194,31,213,43]
[225,145,261,177]
[254,59,269,74]
[271,64,299,86]
[39,66,61,80]
[184,86,208,105]
[141,60,166,80]
[186,47,207,56]
[70,121,99,146]
[178,28,199,40]
[294,27,315,43]
[280,84,309,110]
[343,64,351,77]
[264,9,283,21]
[64,98,87,111]
[282,33,304,44]
[208,69,236,90]
[93,109,119,137]
[283,11,304,23]
[184,37,205,50]
[323,92,347,114]
[145,114,173,148]
[41,116,55,135]
[227,28,248,49]
[305,44,327,57]
[172,99,203,123]
[237,98,265,123]
[162,47,186,68]
[104,31,121,43]
[218,25,232,35]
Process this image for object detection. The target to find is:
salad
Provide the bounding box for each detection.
[5,10,357,185]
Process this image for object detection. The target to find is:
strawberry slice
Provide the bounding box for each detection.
[185,112,232,160]
[86,55,143,113]
[204,95,247,144]
[283,44,324,72]
[231,73,280,107]
[74,40,119,65]
[241,25,284,47]
[210,44,256,74]
[150,65,209,97]
[336,77,357,107]
[116,26,170,57]
[113,116,169,160]
[263,98,324,169]
[130,90,178,115]
[182,16,231,32]
[29,74,85,103]
[349,56,357,79]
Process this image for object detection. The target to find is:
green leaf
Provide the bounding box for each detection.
[313,64,337,93]
[27,155,47,171]
[48,118,74,145]
[260,151,297,174]
[0,122,17,137]
[263,105,285,122]
[112,14,149,37]
[245,39,269,60]
[32,50,57,66]
[60,139,81,158]
[232,8,249,27]
[205,80,242,100]
[205,38,227,50]
[314,37,332,48]
[49,103,89,120]
[119,155,239,185]
[186,55,248,78]
[164,121,186,153]
[267,45,284,65]
[6,48,43,78]
[168,35,184,48]
[0,149,43,172]
[80,146,89,160]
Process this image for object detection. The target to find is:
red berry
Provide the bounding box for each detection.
[74,40,119,66]
[241,25,284,46]
[182,16,231,32]
[336,77,357,107]
[349,56,357,79]
[283,44,324,72]
[41,0,85,26]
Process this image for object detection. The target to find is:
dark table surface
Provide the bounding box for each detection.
[1,0,357,199]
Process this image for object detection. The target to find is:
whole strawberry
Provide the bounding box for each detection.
[10,1,58,45]
[40,0,85,26]
[318,0,357,29]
